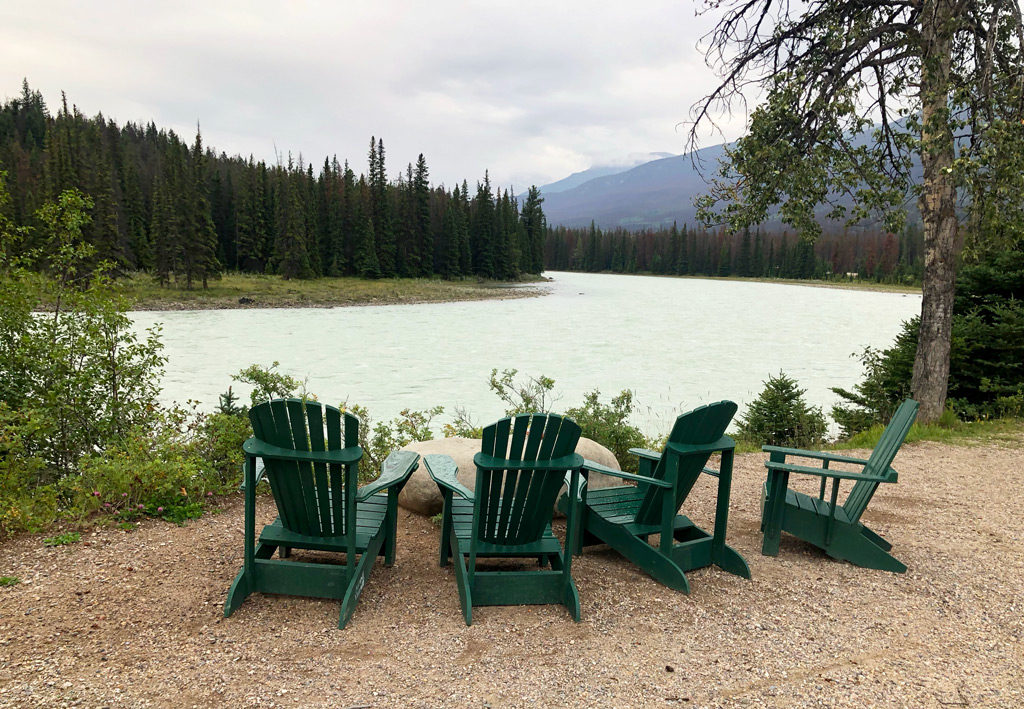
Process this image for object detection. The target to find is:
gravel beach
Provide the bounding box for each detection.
[1,438,1021,708]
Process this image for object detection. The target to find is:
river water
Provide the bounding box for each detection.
[130,272,921,435]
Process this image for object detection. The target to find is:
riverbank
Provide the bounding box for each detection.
[117,270,916,311]
[592,271,922,294]
[118,272,548,311]
[1,436,1021,707]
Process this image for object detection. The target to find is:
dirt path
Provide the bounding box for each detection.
[1,439,1022,708]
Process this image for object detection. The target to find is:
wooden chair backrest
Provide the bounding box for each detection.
[634,401,738,527]
[842,398,918,522]
[249,398,359,537]
[474,413,581,546]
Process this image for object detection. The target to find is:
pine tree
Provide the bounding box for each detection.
[185,129,220,288]
[413,154,431,275]
[470,174,496,277]
[519,186,545,274]
[368,137,396,276]
[272,171,314,280]
[352,178,381,278]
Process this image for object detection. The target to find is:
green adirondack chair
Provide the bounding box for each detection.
[423,412,585,625]
[760,398,919,572]
[223,398,420,628]
[565,400,751,594]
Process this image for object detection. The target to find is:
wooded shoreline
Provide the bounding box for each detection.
[115,271,917,311]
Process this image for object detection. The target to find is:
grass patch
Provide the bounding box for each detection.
[733,416,1024,455]
[113,272,541,311]
[42,531,81,547]
[835,416,1024,450]
[0,576,20,587]
[737,415,1024,454]
[603,271,921,294]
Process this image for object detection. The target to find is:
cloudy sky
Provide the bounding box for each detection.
[1,1,748,189]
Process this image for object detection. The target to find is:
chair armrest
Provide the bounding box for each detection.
[764,460,892,482]
[563,469,587,502]
[628,447,663,462]
[242,437,363,465]
[473,452,584,472]
[357,450,420,501]
[581,458,673,489]
[762,445,869,466]
[666,435,735,456]
[239,457,267,491]
[423,454,474,500]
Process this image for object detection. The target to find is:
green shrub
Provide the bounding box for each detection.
[0,187,165,481]
[739,372,827,448]
[832,245,1024,435]
[0,404,58,536]
[566,389,650,473]
[344,404,443,482]
[232,361,303,406]
[64,405,223,525]
[487,368,558,415]
[0,576,19,587]
[43,531,80,547]
[196,412,251,489]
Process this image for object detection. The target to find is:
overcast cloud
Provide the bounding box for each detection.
[1,1,749,190]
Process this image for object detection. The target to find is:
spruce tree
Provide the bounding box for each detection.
[186,129,220,288]
[413,154,431,275]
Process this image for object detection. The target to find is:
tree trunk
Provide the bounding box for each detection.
[911,0,960,423]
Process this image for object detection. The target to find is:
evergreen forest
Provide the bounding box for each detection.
[1,82,922,289]
[544,222,923,283]
[0,81,546,285]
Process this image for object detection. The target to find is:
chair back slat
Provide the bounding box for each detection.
[635,401,738,526]
[474,413,581,546]
[248,399,359,538]
[843,399,918,522]
[286,399,322,535]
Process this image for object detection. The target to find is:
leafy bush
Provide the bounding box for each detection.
[832,245,1024,434]
[444,370,655,472]
[43,531,80,547]
[0,576,19,587]
[831,326,916,438]
[64,404,239,525]
[739,372,827,447]
[566,389,650,473]
[0,187,165,481]
[196,412,251,488]
[0,404,57,536]
[344,404,443,482]
[488,368,559,415]
[232,361,304,406]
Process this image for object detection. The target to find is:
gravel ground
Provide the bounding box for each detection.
[1,438,1022,708]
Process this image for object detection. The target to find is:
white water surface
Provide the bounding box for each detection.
[130,272,921,435]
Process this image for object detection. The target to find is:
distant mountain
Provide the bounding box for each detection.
[540,144,729,229]
[540,128,926,231]
[537,152,675,195]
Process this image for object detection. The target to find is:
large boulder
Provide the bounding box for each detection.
[397,436,622,516]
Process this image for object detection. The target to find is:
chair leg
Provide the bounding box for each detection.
[223,568,254,617]
[828,530,907,573]
[592,518,691,594]
[860,524,893,551]
[339,528,386,629]
[761,471,789,557]
[449,534,473,626]
[383,494,398,566]
[562,572,581,622]
[713,543,752,580]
